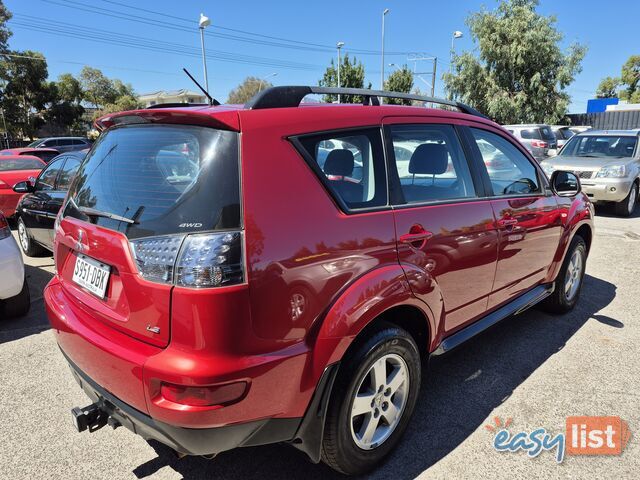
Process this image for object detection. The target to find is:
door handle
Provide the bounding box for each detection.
[497,218,518,228]
[399,225,433,248]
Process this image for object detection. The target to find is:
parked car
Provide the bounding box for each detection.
[542,129,640,216]
[0,155,47,218]
[0,147,60,163]
[0,211,30,318]
[45,86,593,476]
[503,124,558,161]
[14,151,85,255]
[550,125,575,150]
[27,137,92,153]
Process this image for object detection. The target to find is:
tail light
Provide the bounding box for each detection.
[531,140,548,148]
[0,212,10,239]
[130,231,244,288]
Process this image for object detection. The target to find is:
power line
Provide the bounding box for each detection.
[10,15,322,71]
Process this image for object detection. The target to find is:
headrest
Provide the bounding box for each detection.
[408,143,449,175]
[323,149,354,176]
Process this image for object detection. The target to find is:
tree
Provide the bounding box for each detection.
[619,55,640,102]
[79,66,117,108]
[0,0,12,53]
[319,54,371,103]
[227,76,273,104]
[595,76,620,98]
[443,0,586,124]
[384,66,413,104]
[56,73,83,103]
[0,50,50,139]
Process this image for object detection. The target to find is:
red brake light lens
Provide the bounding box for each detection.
[160,381,248,407]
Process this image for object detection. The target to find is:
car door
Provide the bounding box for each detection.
[466,127,562,310]
[22,158,64,246]
[385,119,499,334]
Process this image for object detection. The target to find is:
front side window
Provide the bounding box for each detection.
[560,135,637,158]
[36,160,63,191]
[296,129,386,210]
[471,128,540,196]
[389,124,476,204]
[42,139,58,147]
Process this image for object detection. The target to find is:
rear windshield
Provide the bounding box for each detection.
[559,135,637,158]
[0,158,44,171]
[64,124,240,240]
[540,126,555,141]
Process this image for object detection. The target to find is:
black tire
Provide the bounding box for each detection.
[1,274,30,318]
[321,323,421,475]
[540,235,587,314]
[614,182,638,217]
[17,217,46,257]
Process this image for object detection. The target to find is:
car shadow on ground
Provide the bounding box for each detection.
[0,263,54,344]
[594,203,640,219]
[133,273,617,480]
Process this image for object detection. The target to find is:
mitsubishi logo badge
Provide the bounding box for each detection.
[75,230,87,252]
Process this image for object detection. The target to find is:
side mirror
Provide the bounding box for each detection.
[550,170,581,197]
[13,181,34,193]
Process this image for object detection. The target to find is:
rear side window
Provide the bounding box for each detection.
[295,128,387,210]
[389,124,476,204]
[471,129,540,195]
[0,158,43,171]
[520,129,542,140]
[64,124,240,239]
[56,158,81,190]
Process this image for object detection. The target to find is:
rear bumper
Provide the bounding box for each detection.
[64,351,301,456]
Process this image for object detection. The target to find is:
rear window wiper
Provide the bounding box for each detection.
[68,198,138,224]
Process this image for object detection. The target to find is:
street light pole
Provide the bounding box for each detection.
[449,31,463,74]
[199,13,211,93]
[259,72,278,92]
[381,8,390,90]
[336,42,344,103]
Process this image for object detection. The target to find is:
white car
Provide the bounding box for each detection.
[0,211,30,318]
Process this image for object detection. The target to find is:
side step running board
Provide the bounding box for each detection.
[431,283,554,356]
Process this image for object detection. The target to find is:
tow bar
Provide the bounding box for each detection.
[71,403,109,433]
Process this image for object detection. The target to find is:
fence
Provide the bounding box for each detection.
[566,110,640,130]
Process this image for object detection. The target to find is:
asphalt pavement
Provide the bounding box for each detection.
[1,205,638,479]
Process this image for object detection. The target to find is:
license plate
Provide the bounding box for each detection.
[72,254,111,299]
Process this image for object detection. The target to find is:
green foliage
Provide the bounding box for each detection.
[443,0,586,124]
[384,66,413,104]
[227,76,273,104]
[0,0,12,53]
[619,55,640,102]
[595,76,620,98]
[79,66,117,108]
[319,54,371,103]
[1,50,50,139]
[56,73,83,103]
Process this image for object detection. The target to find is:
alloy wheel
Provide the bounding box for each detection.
[628,184,637,215]
[564,249,583,301]
[18,220,29,252]
[349,353,409,450]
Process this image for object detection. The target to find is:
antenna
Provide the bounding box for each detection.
[182,68,219,106]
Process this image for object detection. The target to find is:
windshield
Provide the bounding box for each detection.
[560,135,637,158]
[0,158,44,171]
[64,124,240,240]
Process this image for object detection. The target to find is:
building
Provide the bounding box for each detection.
[137,89,207,108]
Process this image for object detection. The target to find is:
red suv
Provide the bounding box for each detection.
[45,87,593,475]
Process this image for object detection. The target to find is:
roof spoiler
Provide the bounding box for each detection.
[244,86,487,118]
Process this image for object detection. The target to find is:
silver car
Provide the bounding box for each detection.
[503,124,558,161]
[541,129,640,216]
[550,125,575,150]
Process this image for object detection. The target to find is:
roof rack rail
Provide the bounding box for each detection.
[244,86,486,118]
[146,102,213,109]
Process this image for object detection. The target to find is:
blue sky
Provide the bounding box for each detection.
[5,0,639,112]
